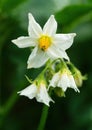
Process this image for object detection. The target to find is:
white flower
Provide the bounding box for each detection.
[49,69,79,92]
[18,81,53,106]
[12,13,76,69]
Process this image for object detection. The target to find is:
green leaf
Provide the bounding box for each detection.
[55,4,92,31]
[0,0,26,12]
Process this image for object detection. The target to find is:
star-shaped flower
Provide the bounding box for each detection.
[49,68,79,92]
[18,80,53,106]
[12,13,76,69]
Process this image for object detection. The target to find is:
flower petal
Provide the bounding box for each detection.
[58,74,70,91]
[18,84,37,99]
[43,15,57,36]
[27,47,49,69]
[53,33,76,50]
[59,49,70,61]
[69,75,80,92]
[28,13,42,37]
[47,44,69,60]
[49,72,60,87]
[36,84,54,106]
[12,36,36,48]
[58,73,80,92]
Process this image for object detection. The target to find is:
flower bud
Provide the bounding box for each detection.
[54,87,65,97]
[73,68,87,87]
[67,62,87,87]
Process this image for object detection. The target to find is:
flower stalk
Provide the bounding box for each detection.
[37,105,49,130]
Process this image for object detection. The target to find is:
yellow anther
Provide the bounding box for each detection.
[39,35,51,51]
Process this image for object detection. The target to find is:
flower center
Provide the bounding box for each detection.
[38,35,51,51]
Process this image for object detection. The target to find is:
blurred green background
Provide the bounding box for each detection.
[0,0,92,130]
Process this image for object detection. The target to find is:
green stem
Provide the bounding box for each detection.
[37,105,49,130]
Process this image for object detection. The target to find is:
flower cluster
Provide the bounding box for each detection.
[12,13,86,106]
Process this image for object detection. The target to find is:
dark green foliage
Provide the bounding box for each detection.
[0,0,26,12]
[55,4,92,31]
[0,0,92,130]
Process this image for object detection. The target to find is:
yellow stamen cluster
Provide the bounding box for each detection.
[39,35,51,51]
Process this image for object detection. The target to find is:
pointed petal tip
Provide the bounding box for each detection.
[44,99,54,107]
[50,14,56,21]
[27,59,35,69]
[51,14,54,18]
[45,103,50,107]
[74,87,80,93]
[77,88,80,93]
[27,63,34,69]
[27,64,32,69]
[46,99,55,106]
[11,39,16,44]
[28,13,34,21]
[73,33,76,37]
[69,33,76,37]
[12,39,19,45]
[28,13,32,17]
[65,55,70,61]
[45,100,55,106]
[17,91,22,95]
[51,99,55,103]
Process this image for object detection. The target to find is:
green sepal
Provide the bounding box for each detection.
[25,75,33,84]
[54,87,65,97]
